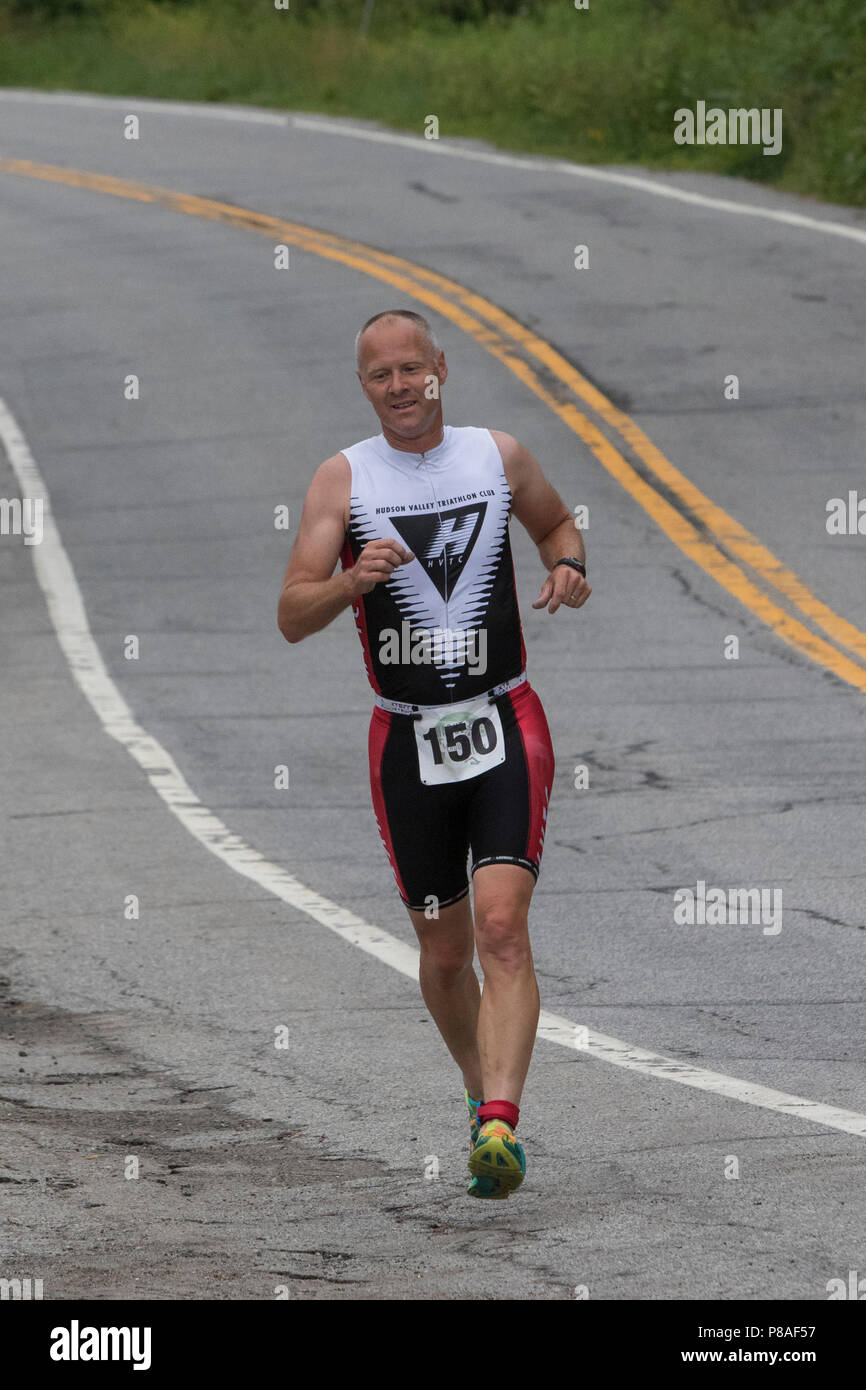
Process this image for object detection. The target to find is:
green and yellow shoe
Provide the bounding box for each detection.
[467,1119,526,1199]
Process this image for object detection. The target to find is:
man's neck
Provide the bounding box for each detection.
[381,418,446,455]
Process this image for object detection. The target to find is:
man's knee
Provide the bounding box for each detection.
[419,936,475,984]
[413,907,475,982]
[474,904,532,970]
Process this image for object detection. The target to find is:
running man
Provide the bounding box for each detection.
[278,309,590,1198]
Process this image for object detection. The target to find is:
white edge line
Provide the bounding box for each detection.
[0,90,288,125]
[292,116,866,247]
[0,89,863,246]
[3,405,865,1144]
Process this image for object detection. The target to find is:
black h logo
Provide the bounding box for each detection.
[391,503,486,599]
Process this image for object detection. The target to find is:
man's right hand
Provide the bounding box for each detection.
[347,539,415,597]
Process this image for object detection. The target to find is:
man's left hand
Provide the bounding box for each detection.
[532,569,592,614]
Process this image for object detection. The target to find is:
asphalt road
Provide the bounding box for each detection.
[1,91,865,1302]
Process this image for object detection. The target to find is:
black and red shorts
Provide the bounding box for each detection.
[368,680,555,912]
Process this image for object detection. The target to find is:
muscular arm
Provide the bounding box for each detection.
[490,430,590,613]
[277,453,414,643]
[277,454,354,643]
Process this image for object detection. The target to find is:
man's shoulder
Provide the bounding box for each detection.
[337,432,382,462]
[305,452,351,522]
[444,423,518,460]
[311,451,351,483]
[485,428,520,458]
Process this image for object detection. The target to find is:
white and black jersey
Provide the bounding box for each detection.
[339,425,526,704]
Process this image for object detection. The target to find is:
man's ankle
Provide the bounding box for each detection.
[478,1100,520,1130]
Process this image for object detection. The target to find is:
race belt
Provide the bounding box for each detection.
[373,670,527,717]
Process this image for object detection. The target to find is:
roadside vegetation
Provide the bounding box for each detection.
[2,0,863,206]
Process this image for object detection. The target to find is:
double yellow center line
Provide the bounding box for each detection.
[2,154,863,693]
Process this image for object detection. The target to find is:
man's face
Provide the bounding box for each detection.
[356,320,447,437]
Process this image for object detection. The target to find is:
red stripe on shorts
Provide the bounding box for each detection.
[511,687,555,867]
[368,708,409,902]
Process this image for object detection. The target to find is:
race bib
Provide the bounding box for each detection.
[414,699,506,786]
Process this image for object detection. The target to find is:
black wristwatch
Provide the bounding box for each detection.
[552,557,587,578]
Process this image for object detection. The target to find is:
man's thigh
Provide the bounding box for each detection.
[371,707,471,911]
[407,892,476,966]
[471,862,537,933]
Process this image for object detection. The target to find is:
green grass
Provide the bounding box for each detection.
[1,0,864,206]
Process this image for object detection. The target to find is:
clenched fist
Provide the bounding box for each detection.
[347,538,415,597]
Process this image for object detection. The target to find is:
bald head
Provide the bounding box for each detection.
[355,309,439,369]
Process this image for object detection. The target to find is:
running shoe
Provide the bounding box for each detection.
[467,1118,526,1199]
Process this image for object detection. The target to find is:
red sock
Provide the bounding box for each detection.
[478,1100,519,1130]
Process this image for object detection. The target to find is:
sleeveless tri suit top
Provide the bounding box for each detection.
[339,425,526,707]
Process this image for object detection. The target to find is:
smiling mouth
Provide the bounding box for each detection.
[390,400,416,411]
